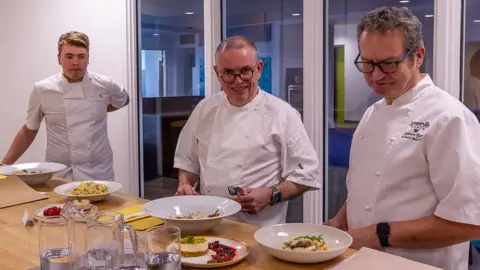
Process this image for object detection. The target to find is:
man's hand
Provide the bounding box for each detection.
[175,184,199,196]
[231,187,272,214]
[348,224,381,250]
[324,216,348,231]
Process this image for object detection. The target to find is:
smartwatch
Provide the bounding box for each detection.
[270,186,282,205]
[376,222,391,247]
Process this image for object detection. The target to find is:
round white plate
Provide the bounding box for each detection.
[142,195,241,234]
[34,204,65,219]
[34,203,98,222]
[53,181,122,202]
[0,162,67,185]
[167,236,249,268]
[254,223,352,264]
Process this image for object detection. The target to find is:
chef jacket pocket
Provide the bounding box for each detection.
[43,102,65,125]
[90,96,107,122]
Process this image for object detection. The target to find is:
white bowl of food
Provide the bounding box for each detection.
[142,195,241,235]
[254,223,352,264]
[0,162,67,185]
[53,180,122,202]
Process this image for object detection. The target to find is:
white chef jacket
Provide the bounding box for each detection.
[174,89,321,227]
[346,74,480,270]
[25,71,129,181]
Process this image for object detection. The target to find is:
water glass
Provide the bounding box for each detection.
[38,216,75,270]
[145,226,181,270]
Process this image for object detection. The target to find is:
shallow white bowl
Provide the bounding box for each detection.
[0,162,67,186]
[53,181,122,202]
[142,195,241,234]
[254,223,353,264]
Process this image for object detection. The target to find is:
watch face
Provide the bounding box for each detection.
[273,192,281,203]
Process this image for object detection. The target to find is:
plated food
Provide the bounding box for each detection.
[282,235,328,251]
[0,162,67,185]
[69,181,108,196]
[170,210,220,220]
[53,180,122,202]
[171,236,249,268]
[254,223,352,264]
[143,196,241,234]
[14,169,43,175]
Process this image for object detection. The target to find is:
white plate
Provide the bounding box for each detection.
[254,223,353,264]
[0,162,67,185]
[167,236,249,268]
[142,195,241,234]
[53,181,122,202]
[34,203,98,222]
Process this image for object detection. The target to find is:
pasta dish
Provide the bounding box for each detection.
[170,210,220,219]
[282,235,328,251]
[69,181,108,196]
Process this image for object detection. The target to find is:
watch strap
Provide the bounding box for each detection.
[376,222,391,247]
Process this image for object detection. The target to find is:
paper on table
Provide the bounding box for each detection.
[116,204,163,231]
[0,176,47,208]
[330,247,442,270]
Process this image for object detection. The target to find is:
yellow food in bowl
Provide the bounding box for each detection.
[69,181,108,196]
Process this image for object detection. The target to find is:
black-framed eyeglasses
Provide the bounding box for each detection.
[220,68,255,84]
[354,50,413,74]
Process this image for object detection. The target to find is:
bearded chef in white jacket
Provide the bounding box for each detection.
[174,36,321,227]
[325,7,480,270]
[1,31,129,181]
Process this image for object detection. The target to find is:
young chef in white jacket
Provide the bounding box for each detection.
[1,31,129,181]
[325,7,480,270]
[174,36,322,227]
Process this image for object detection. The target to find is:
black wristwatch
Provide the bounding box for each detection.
[270,186,282,205]
[376,222,391,247]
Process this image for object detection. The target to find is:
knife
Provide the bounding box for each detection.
[123,211,147,221]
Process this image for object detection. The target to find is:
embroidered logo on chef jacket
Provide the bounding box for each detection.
[401,120,430,141]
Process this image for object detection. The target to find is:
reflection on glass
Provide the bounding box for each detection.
[223,0,304,222]
[463,0,480,122]
[138,0,205,200]
[325,1,434,219]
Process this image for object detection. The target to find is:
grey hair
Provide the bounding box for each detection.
[215,35,258,63]
[357,6,424,51]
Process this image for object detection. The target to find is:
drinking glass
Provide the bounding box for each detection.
[145,226,181,270]
[38,216,75,270]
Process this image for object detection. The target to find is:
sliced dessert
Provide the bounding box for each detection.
[180,236,209,257]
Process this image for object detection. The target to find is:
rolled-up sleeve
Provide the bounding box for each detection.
[107,79,129,109]
[25,85,44,130]
[280,109,322,189]
[173,106,201,175]
[430,112,480,225]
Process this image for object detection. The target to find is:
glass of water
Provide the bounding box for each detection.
[38,215,75,270]
[145,226,181,270]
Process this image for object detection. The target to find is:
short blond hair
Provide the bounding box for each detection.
[58,31,90,54]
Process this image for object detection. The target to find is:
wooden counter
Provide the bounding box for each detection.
[0,178,356,269]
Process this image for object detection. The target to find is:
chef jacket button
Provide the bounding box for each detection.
[239,162,244,167]
[360,135,365,140]
[351,166,355,170]
[91,112,94,115]
[246,136,250,139]
[375,171,380,177]
[365,205,371,211]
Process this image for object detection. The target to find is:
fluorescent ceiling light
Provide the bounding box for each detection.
[474,19,480,23]
[425,14,434,18]
[185,12,194,15]
[399,0,410,3]
[292,13,300,16]
[153,33,159,36]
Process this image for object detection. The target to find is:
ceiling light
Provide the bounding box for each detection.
[153,33,159,36]
[292,13,301,16]
[474,19,480,23]
[185,12,194,15]
[399,0,410,3]
[425,14,434,18]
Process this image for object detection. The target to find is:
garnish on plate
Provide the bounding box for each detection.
[207,240,237,264]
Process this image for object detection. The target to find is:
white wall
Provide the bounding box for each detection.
[0,0,135,194]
